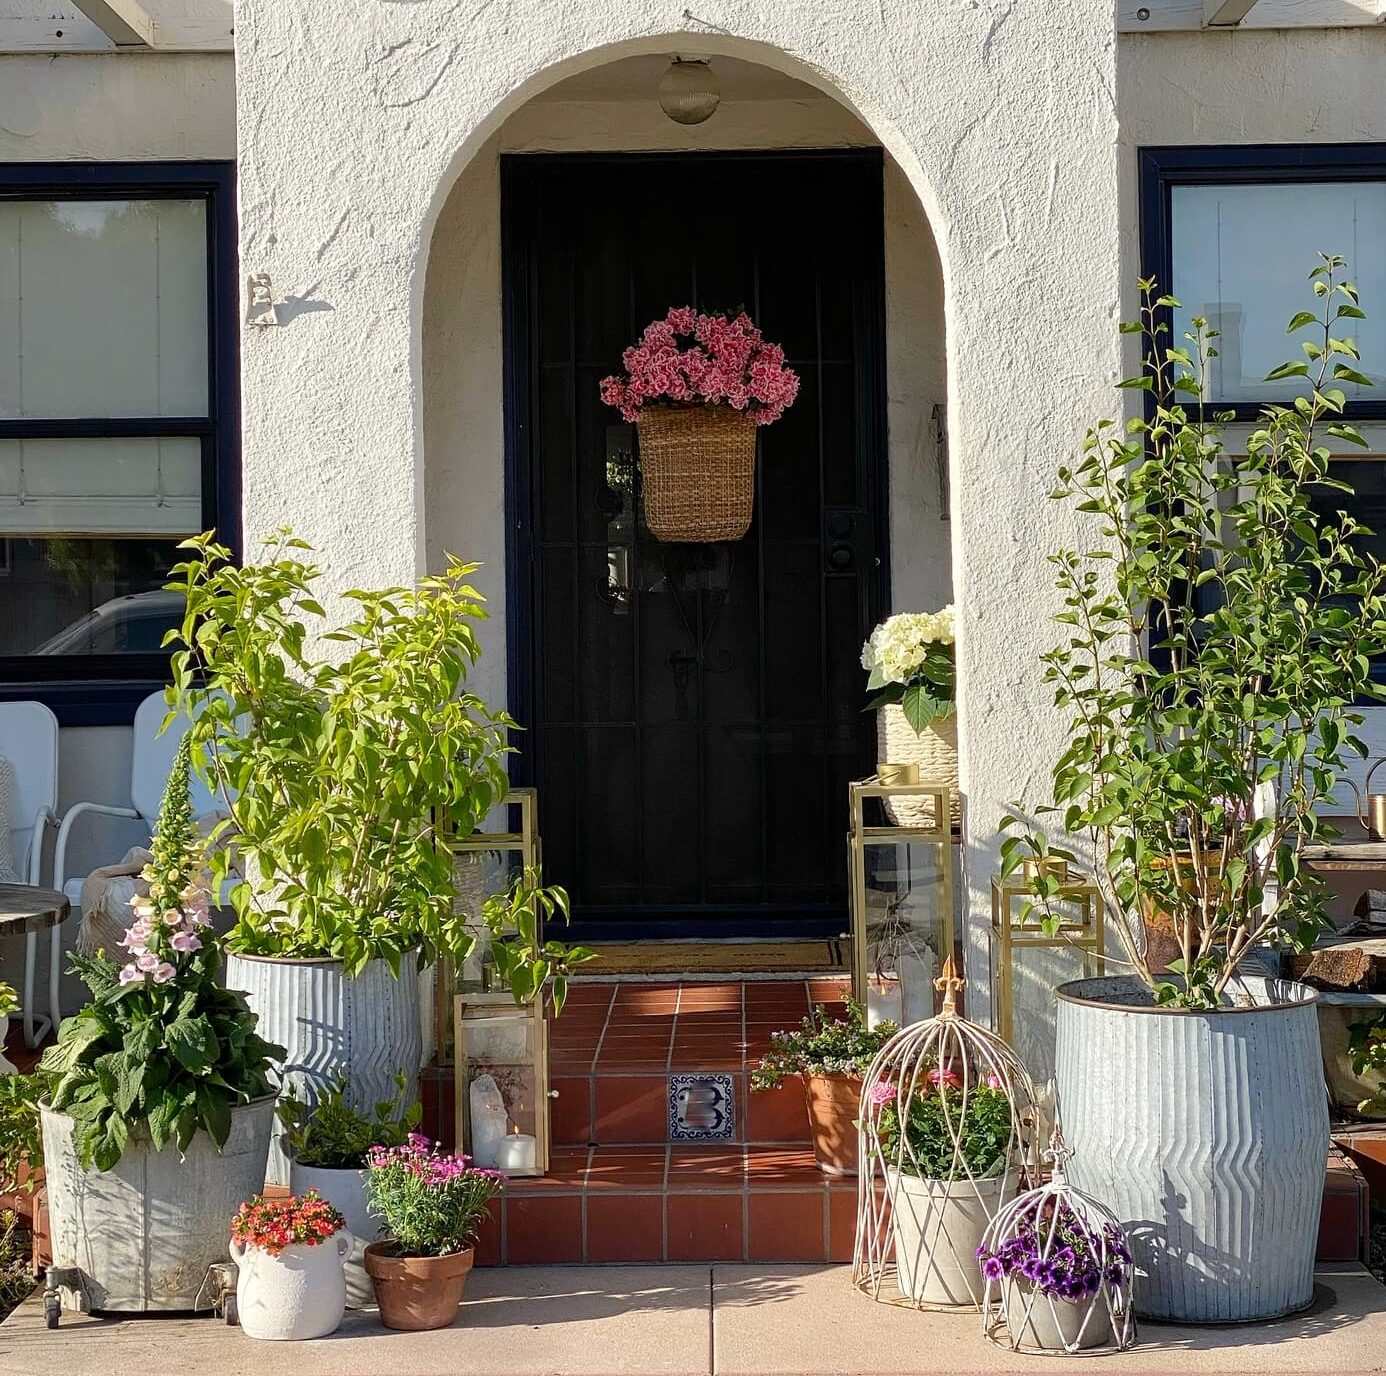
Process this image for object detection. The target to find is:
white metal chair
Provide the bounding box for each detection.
[53,691,227,1026]
[0,701,61,1047]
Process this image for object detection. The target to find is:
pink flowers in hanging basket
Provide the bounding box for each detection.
[599,307,800,425]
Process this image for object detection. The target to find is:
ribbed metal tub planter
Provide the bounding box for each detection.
[1054,976,1327,1323]
[40,1097,274,1312]
[225,952,423,1183]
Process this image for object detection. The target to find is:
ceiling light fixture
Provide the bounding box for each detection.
[658,58,720,126]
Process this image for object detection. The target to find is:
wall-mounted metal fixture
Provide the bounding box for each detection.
[658,59,720,125]
[931,402,949,521]
[245,273,279,328]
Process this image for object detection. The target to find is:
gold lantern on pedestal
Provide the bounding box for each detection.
[454,992,551,1178]
[989,859,1104,1083]
[848,776,956,1027]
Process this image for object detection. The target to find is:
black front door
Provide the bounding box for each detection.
[503,150,888,938]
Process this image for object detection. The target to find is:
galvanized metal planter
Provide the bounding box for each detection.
[40,1096,274,1313]
[225,952,423,1183]
[1054,975,1328,1322]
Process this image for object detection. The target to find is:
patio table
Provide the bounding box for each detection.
[0,883,70,1052]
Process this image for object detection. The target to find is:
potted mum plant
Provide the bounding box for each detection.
[751,999,895,1177]
[1004,257,1386,1321]
[278,1071,420,1306]
[38,739,282,1311]
[599,306,799,542]
[230,1191,351,1340]
[362,1135,502,1331]
[870,1074,1015,1305]
[862,607,957,825]
[167,531,588,1179]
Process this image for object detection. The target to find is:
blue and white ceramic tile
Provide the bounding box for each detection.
[668,1072,735,1141]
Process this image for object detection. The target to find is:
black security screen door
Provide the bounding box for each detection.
[502,150,888,939]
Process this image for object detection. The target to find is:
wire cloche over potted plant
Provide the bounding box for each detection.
[600,306,799,542]
[854,959,1039,1311]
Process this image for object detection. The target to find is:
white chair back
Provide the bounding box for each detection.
[0,701,58,883]
[130,691,223,821]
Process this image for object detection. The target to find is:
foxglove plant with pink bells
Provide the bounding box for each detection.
[600,307,800,542]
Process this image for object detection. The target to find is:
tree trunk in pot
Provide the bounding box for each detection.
[1055,975,1327,1322]
[40,1097,273,1312]
[225,952,423,1183]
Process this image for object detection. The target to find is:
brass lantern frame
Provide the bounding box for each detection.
[434,788,542,1064]
[989,857,1104,1046]
[848,777,956,1014]
[453,991,551,1177]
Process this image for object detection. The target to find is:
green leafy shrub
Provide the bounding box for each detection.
[39,741,282,1170]
[0,1075,43,1193]
[278,1071,422,1170]
[167,531,591,1004]
[871,1078,1013,1180]
[1004,256,1386,1008]
[750,998,895,1091]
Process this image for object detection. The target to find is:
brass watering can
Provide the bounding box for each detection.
[1353,758,1386,840]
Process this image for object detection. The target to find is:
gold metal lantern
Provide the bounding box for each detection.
[454,991,551,1178]
[990,859,1104,1084]
[848,777,956,1028]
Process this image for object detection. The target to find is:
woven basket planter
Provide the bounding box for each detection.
[636,405,759,542]
[876,703,959,827]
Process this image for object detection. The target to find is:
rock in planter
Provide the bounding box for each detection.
[233,1229,351,1341]
[1055,975,1327,1322]
[226,952,422,1183]
[40,1097,274,1312]
[364,1241,474,1331]
[289,1161,376,1307]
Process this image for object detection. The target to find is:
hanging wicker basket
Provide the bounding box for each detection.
[636,405,759,543]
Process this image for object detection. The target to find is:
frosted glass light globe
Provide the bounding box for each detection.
[658,60,720,126]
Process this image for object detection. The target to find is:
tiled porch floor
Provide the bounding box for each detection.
[473,978,857,1266]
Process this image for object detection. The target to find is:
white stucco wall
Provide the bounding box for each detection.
[233,0,1124,989]
[421,88,950,716]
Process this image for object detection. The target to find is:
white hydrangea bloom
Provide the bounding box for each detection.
[861,607,956,686]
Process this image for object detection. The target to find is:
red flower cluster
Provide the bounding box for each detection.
[600,307,799,425]
[230,1190,345,1255]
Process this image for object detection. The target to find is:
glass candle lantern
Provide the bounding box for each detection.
[848,777,956,1026]
[433,789,542,1065]
[990,859,1104,1085]
[454,992,551,1178]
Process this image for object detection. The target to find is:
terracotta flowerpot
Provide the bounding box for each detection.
[801,1072,862,1177]
[363,1240,474,1331]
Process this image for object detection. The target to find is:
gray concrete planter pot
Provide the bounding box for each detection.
[1055,975,1328,1322]
[40,1096,274,1313]
[289,1161,376,1307]
[225,951,423,1183]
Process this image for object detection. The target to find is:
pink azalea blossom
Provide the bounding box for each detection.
[928,1067,964,1090]
[600,308,799,425]
[118,963,144,985]
[869,1082,898,1106]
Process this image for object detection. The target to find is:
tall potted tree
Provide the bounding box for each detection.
[1005,257,1386,1321]
[39,740,281,1311]
[167,532,588,1179]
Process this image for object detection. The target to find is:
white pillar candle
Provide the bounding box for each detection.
[494,1133,537,1172]
[469,1073,508,1169]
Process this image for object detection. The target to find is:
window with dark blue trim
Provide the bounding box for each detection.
[0,162,238,725]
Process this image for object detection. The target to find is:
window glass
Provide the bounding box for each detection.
[0,199,208,419]
[1171,182,1386,402]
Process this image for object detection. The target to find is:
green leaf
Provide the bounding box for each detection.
[165,1016,219,1076]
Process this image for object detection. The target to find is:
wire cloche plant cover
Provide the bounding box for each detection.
[853,958,1041,1311]
[978,1139,1136,1355]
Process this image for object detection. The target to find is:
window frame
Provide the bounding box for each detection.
[1140,143,1386,422]
[0,161,239,725]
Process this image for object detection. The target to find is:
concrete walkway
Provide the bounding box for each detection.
[3,1264,1385,1375]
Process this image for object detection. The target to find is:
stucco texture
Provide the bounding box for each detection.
[233,0,1123,971]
